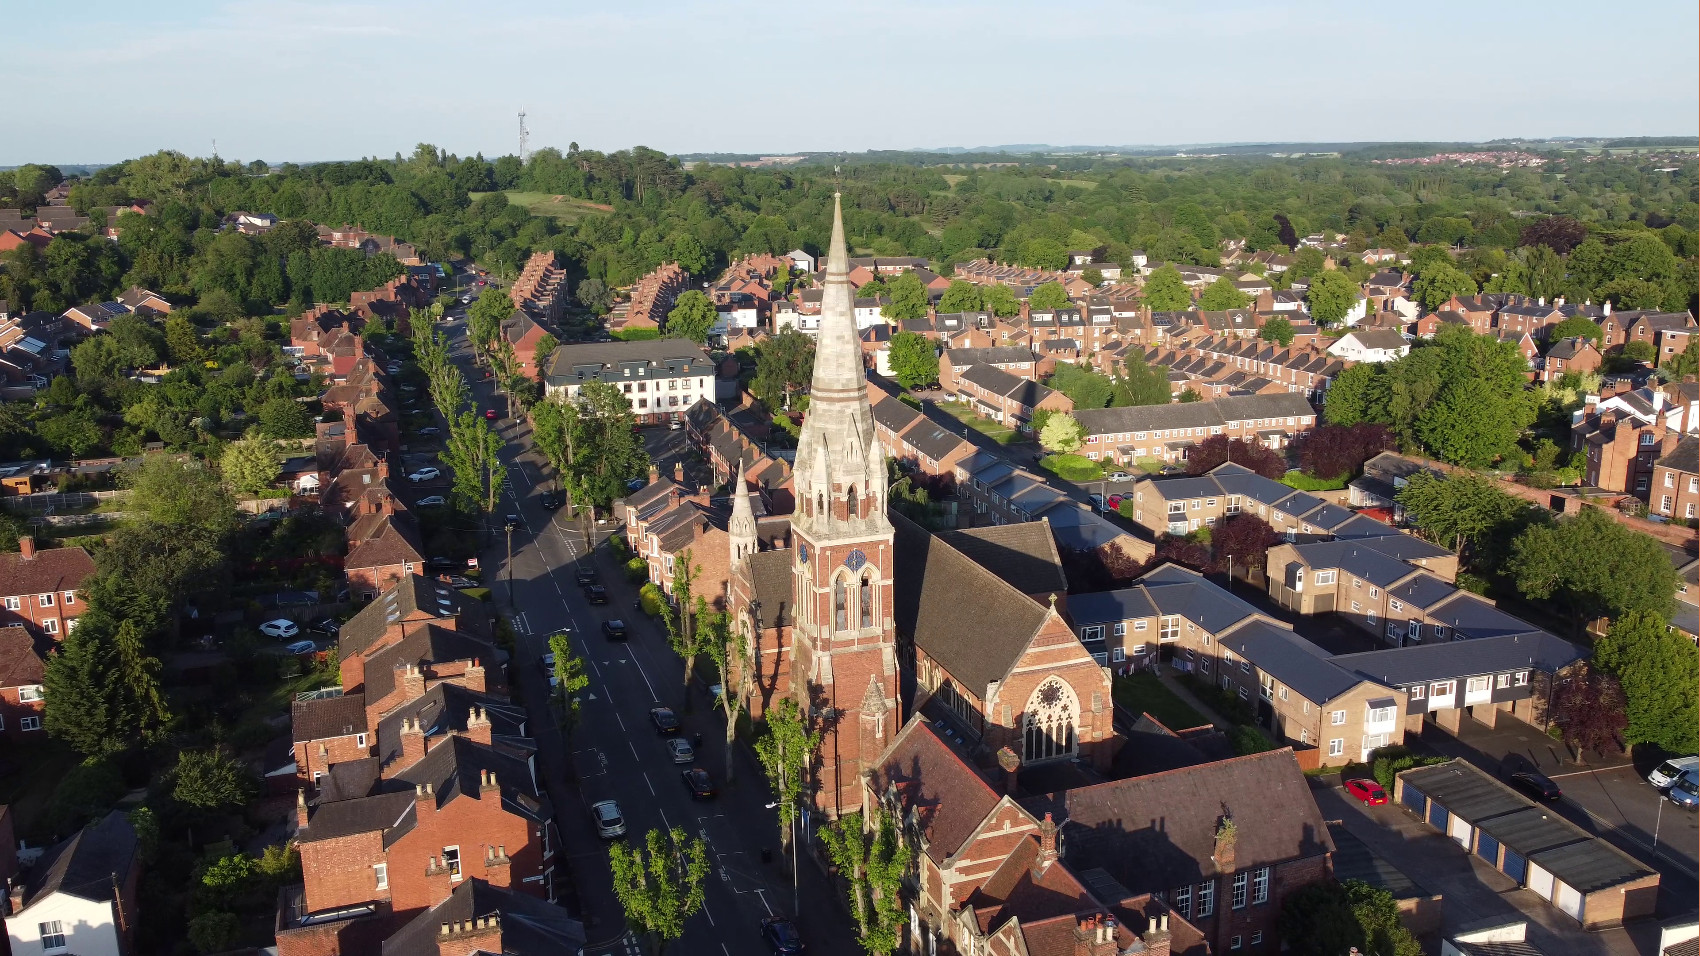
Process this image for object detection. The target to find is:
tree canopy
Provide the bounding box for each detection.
[887,331,938,389]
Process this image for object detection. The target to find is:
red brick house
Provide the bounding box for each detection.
[499,311,557,381]
[0,537,94,639]
[1651,436,1698,523]
[376,879,584,955]
[0,625,46,738]
[1538,336,1603,383]
[950,363,1072,429]
[343,498,427,601]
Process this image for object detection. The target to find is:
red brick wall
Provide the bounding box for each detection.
[295,733,371,786]
[300,831,389,912]
[385,794,544,913]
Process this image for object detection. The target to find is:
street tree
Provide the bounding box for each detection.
[608,827,710,956]
[665,290,718,343]
[1141,266,1191,311]
[566,381,648,511]
[1593,611,1700,755]
[532,332,559,379]
[1507,507,1677,629]
[1305,269,1358,324]
[1027,281,1071,312]
[530,396,576,491]
[887,331,938,389]
[466,288,512,353]
[1039,413,1085,453]
[754,697,820,852]
[703,611,746,781]
[1198,275,1251,310]
[220,434,282,495]
[819,808,912,954]
[548,632,591,734]
[881,272,929,321]
[663,550,712,689]
[442,408,505,515]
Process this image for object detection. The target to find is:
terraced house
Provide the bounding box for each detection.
[1121,462,1372,544]
[1074,393,1317,466]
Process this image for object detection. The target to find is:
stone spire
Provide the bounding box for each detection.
[729,458,757,566]
[792,194,889,542]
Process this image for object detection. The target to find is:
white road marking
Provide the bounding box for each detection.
[754,889,775,915]
[643,772,655,796]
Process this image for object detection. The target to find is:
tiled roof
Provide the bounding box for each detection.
[0,544,95,598]
[868,718,1002,864]
[381,878,586,956]
[340,576,488,657]
[1658,436,1698,474]
[746,550,794,628]
[1334,631,1582,687]
[364,624,506,704]
[23,811,137,907]
[0,624,46,687]
[937,521,1067,598]
[374,684,526,767]
[292,691,368,742]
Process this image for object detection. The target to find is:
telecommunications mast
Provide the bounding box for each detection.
[518,111,530,163]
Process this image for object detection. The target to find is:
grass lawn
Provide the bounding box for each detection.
[471,191,613,223]
[1113,672,1210,731]
[1281,470,1348,492]
[937,401,1024,445]
[1039,453,1103,482]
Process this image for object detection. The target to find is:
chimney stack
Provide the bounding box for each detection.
[674,460,686,484]
[17,536,34,560]
[466,705,493,746]
[1037,813,1058,868]
[463,658,486,693]
[996,746,1021,796]
[295,789,310,829]
[400,662,426,701]
[400,716,427,766]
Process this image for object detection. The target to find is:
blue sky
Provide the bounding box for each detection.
[6,0,1696,165]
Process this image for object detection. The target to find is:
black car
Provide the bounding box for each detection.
[1509,770,1563,802]
[585,584,609,605]
[681,767,716,800]
[602,619,628,641]
[427,556,464,572]
[650,706,680,735]
[503,514,522,532]
[760,917,804,955]
[575,568,598,587]
[307,618,342,637]
[539,492,563,510]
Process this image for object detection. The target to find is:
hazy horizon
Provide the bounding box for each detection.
[5,0,1697,167]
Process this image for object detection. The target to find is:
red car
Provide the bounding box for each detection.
[485,409,498,420]
[1344,778,1388,806]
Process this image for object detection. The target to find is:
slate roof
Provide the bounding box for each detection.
[1222,618,1368,704]
[868,718,1002,864]
[22,811,137,908]
[1285,539,1420,588]
[1334,631,1583,687]
[340,576,489,657]
[947,346,1039,367]
[364,624,506,704]
[1066,588,1159,627]
[1137,564,1263,635]
[872,394,924,434]
[382,878,586,956]
[293,691,368,742]
[1339,329,1410,352]
[937,521,1067,598]
[894,514,1055,693]
[746,550,795,628]
[374,683,527,767]
[0,544,95,599]
[1658,436,1698,474]
[903,420,973,463]
[1021,750,1332,894]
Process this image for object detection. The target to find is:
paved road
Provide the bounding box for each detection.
[436,315,862,956]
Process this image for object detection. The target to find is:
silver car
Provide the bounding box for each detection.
[591,800,626,838]
[667,738,695,764]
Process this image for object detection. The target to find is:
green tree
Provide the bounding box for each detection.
[1259,316,1294,346]
[577,277,612,314]
[887,331,939,389]
[938,280,983,313]
[981,283,1020,317]
[1198,275,1251,310]
[173,747,255,809]
[664,289,718,343]
[1114,346,1172,407]
[1395,472,1531,558]
[703,610,746,781]
[220,434,282,494]
[1509,507,1678,632]
[442,408,506,515]
[752,329,815,411]
[1141,266,1192,311]
[530,396,575,491]
[1047,362,1115,410]
[257,395,312,438]
[548,632,590,733]
[532,332,559,379]
[1019,237,1067,271]
[467,288,513,353]
[856,277,888,299]
[1665,337,1699,380]
[1279,880,1423,956]
[1039,413,1085,453]
[819,808,912,954]
[1412,263,1478,311]
[164,316,206,367]
[123,455,240,537]
[754,697,820,852]
[1028,281,1071,311]
[1593,611,1700,755]
[881,272,929,321]
[1416,377,1525,468]
[43,626,122,756]
[1081,266,1104,287]
[663,550,711,687]
[187,912,243,955]
[565,381,648,511]
[1306,270,1359,324]
[1548,316,1603,346]
[608,827,710,956]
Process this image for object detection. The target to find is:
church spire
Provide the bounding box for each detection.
[729,458,757,565]
[813,192,863,397]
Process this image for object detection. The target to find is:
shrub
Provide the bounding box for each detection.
[624,556,650,582]
[608,533,631,561]
[1366,744,1444,792]
[1232,725,1275,755]
[638,582,667,617]
[1281,471,1349,492]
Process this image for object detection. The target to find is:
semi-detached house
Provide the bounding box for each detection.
[0,536,93,640]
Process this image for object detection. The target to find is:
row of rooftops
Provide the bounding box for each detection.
[1073,391,1316,437]
[542,337,715,387]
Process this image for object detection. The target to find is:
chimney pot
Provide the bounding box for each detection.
[441,922,451,936]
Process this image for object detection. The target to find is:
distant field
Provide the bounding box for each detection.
[942,174,966,187]
[472,191,613,222]
[1054,178,1098,189]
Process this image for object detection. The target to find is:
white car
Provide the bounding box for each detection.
[1106,471,1133,481]
[591,800,626,839]
[667,738,696,764]
[416,495,447,507]
[259,619,299,639]
[285,640,317,655]
[408,467,441,482]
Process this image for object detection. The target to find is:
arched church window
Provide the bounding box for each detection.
[1022,677,1078,763]
[847,484,858,519]
[859,572,874,628]
[833,576,849,631]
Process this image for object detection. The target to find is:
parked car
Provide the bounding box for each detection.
[602,620,628,641]
[1509,770,1563,802]
[408,467,441,482]
[427,556,465,572]
[1089,493,1105,509]
[667,738,695,764]
[1343,778,1388,806]
[285,640,317,655]
[442,575,477,589]
[416,495,447,507]
[682,767,717,800]
[591,800,627,838]
[539,491,563,510]
[575,568,598,587]
[259,619,299,639]
[503,514,522,532]
[650,706,680,734]
[1106,471,1133,481]
[1668,771,1699,810]
[669,419,684,431]
[760,917,804,955]
[308,619,341,637]
[418,426,441,437]
[626,477,647,491]
[485,409,498,421]
[585,585,609,605]
[1649,755,1699,789]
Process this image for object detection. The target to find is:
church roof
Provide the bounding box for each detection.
[937,521,1067,598]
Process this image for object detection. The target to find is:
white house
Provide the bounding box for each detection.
[785,249,816,273]
[852,297,886,330]
[6,812,139,956]
[1327,329,1411,363]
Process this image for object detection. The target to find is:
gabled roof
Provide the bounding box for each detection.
[382,878,586,956]
[293,691,368,742]
[937,521,1067,598]
[364,624,506,704]
[22,811,137,908]
[0,543,95,599]
[0,624,47,688]
[869,718,1002,864]
[1333,631,1583,687]
[1137,564,1263,634]
[746,550,794,628]
[1221,618,1370,704]
[374,683,527,766]
[1283,538,1421,588]
[340,576,489,657]
[1658,436,1698,475]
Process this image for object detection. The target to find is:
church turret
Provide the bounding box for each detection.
[729,459,758,566]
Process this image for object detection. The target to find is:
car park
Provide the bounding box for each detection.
[408,467,441,482]
[760,917,804,955]
[667,738,695,764]
[1509,770,1563,802]
[650,706,680,734]
[602,620,628,641]
[285,640,317,655]
[308,619,341,637]
[259,619,299,639]
[1343,778,1388,806]
[591,800,627,838]
[416,495,447,507]
[682,767,716,799]
[585,585,608,605]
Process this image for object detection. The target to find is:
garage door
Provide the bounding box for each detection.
[1402,783,1426,813]
[1476,832,1500,865]
[1501,848,1527,883]
[1554,882,1584,922]
[1447,812,1471,848]
[1527,863,1554,900]
[1427,800,1449,832]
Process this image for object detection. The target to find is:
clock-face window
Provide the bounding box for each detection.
[844,549,867,572]
[798,543,810,564]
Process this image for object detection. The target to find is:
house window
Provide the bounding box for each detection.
[18,685,42,702]
[1331,710,1346,725]
[1232,872,1248,909]
[37,593,53,607]
[1312,570,1336,586]
[39,921,66,952]
[43,619,57,635]
[1353,578,1362,589]
[1237,687,1249,701]
[1252,866,1270,904]
[1367,610,1378,626]
[1252,931,1264,945]
[1389,599,1403,612]
[1409,684,1425,699]
[1174,884,1192,918]
[1159,616,1180,640]
[1386,622,1399,639]
[1279,687,1289,701]
[1081,625,1105,641]
[3,597,17,610]
[1231,936,1243,950]
[1201,658,1212,675]
[1514,672,1529,686]
[1433,625,1448,640]
[1496,674,1510,689]
[1112,648,1125,663]
[1196,881,1215,917]
[1133,620,1148,632]
[1112,622,1126,637]
[443,846,462,881]
[1300,728,1309,743]
[1369,587,1379,599]
[356,733,368,748]
[374,863,389,890]
[1467,676,1490,695]
[1329,738,1344,757]
[19,716,40,731]
[1431,680,1455,698]
[62,592,74,605]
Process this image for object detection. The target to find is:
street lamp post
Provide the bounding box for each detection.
[1652,791,1666,851]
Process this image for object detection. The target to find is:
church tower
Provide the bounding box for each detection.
[788,194,900,818]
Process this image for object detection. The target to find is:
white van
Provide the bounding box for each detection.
[1648,755,1699,789]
